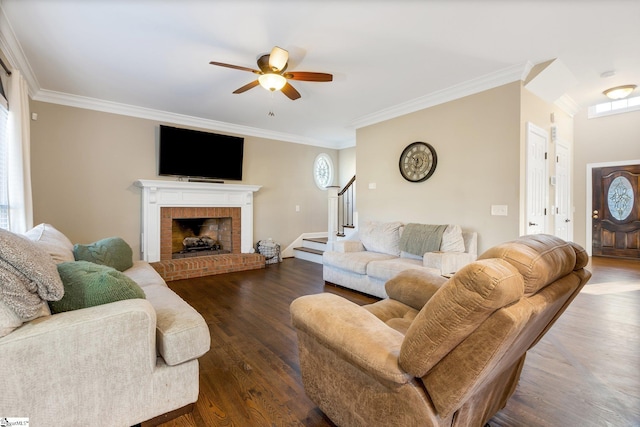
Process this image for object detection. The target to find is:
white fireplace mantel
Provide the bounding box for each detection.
[134,179,261,262]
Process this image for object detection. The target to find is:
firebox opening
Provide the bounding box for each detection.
[171,217,232,259]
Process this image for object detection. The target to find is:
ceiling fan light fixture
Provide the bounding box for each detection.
[603,84,637,100]
[269,46,289,72]
[259,73,287,92]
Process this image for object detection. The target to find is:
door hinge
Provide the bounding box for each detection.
[545,152,548,160]
[544,208,547,215]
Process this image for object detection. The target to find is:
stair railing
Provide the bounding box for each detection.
[327,175,356,250]
[337,175,356,237]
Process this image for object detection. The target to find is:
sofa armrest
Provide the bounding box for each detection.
[462,231,478,256]
[423,251,477,275]
[291,293,411,385]
[0,300,157,404]
[332,240,366,253]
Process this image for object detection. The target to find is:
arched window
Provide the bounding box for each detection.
[313,153,333,190]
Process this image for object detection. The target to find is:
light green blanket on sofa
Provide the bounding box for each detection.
[399,223,447,257]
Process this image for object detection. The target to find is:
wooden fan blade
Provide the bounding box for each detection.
[284,71,333,82]
[233,80,260,94]
[210,61,261,74]
[269,46,289,72]
[281,82,301,100]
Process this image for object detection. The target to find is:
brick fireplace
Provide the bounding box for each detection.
[162,207,238,260]
[135,180,264,281]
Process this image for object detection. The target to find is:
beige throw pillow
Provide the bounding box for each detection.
[440,225,465,252]
[359,221,403,256]
[24,223,75,263]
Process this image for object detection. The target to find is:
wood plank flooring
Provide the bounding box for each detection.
[159,256,640,427]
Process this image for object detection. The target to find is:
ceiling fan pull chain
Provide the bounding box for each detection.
[268,91,276,117]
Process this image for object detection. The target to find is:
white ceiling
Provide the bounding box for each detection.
[2,0,639,148]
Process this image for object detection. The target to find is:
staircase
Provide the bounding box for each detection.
[292,175,356,264]
[293,237,328,264]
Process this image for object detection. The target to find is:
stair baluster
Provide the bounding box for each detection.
[336,175,355,237]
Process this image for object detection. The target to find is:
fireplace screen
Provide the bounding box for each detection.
[171,217,232,259]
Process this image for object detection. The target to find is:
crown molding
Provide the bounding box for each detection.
[33,89,345,149]
[3,11,540,152]
[1,2,345,150]
[350,61,534,130]
[554,94,579,117]
[0,4,40,97]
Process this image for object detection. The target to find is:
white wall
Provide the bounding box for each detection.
[29,100,337,258]
[355,82,522,252]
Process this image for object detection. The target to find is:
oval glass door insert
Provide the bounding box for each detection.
[607,176,634,221]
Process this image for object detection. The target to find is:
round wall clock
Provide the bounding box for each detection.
[399,142,437,182]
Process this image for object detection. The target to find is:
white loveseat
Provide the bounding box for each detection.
[323,221,477,298]
[0,224,211,427]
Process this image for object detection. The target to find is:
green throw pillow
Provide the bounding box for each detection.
[73,237,133,272]
[50,261,145,313]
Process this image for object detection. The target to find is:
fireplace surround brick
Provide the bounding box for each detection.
[151,206,265,280]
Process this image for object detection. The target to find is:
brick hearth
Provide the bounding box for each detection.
[151,253,265,281]
[151,206,264,280]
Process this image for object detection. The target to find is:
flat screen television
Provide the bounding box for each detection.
[158,125,244,181]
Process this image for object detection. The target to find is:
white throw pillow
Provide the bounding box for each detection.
[359,221,403,256]
[440,224,465,252]
[24,223,75,263]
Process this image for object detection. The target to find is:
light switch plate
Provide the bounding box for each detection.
[491,205,508,216]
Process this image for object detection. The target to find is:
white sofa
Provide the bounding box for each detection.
[323,221,477,298]
[0,224,211,427]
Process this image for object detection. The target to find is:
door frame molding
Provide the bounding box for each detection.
[586,159,640,256]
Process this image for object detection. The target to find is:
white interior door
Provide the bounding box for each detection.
[526,122,548,235]
[554,141,572,241]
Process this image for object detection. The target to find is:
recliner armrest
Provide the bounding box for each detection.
[291,293,411,385]
[385,269,448,311]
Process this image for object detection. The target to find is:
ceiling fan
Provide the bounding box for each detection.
[209,46,333,100]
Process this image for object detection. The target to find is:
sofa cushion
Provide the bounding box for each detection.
[122,261,167,288]
[50,261,145,313]
[23,223,75,263]
[359,221,403,256]
[323,250,397,275]
[74,237,134,272]
[0,228,64,320]
[142,284,211,365]
[440,225,465,252]
[366,258,424,282]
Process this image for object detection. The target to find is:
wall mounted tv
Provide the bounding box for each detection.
[158,125,244,181]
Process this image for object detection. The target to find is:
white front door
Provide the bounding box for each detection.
[554,141,572,241]
[526,122,548,235]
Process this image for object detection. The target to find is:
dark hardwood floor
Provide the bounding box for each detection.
[159,256,640,427]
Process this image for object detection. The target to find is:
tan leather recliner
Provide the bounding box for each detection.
[290,234,591,427]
